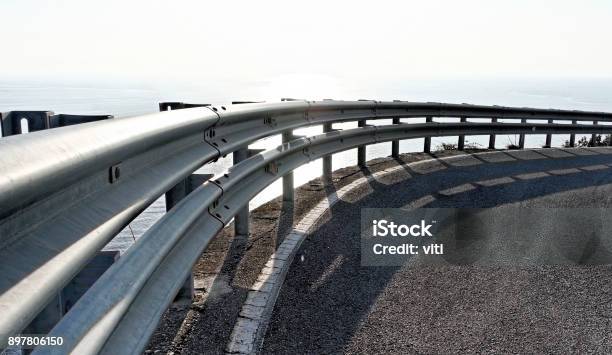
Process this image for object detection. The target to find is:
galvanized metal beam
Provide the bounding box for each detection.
[0,108,220,346]
[2,100,612,352]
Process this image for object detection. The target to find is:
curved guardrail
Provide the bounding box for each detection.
[0,100,611,354]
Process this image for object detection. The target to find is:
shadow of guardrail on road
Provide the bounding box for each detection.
[263,150,612,354]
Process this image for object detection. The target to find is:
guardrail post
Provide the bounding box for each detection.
[165,180,188,212]
[569,120,577,147]
[458,117,467,150]
[489,117,497,149]
[358,120,366,166]
[519,118,526,149]
[322,123,334,181]
[282,130,295,201]
[165,174,213,209]
[158,102,211,111]
[391,117,400,158]
[25,292,65,334]
[545,119,553,147]
[1,111,112,137]
[25,251,119,333]
[0,111,53,136]
[424,116,433,153]
[49,114,113,128]
[592,121,598,146]
[166,174,213,304]
[233,148,251,237]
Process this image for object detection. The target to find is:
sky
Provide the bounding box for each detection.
[1,0,611,101]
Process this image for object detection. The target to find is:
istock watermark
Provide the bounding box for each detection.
[361,208,612,267]
[372,219,433,237]
[361,208,449,266]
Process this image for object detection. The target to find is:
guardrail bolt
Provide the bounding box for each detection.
[109,164,121,183]
[263,116,276,126]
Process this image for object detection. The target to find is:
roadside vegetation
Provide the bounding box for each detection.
[563,134,611,148]
[432,134,612,152]
[433,142,483,152]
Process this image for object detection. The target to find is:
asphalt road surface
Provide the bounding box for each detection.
[262,149,612,354]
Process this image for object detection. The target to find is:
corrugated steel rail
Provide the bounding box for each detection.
[0,100,611,354]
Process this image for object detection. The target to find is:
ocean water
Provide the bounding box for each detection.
[2,78,611,252]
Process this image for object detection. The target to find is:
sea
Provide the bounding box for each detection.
[2,77,611,252]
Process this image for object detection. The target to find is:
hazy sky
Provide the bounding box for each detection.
[1,0,611,92]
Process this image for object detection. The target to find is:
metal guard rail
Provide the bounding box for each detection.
[0,100,610,354]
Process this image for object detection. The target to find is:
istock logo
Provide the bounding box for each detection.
[372,219,434,237]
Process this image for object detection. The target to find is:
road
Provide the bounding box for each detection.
[262,148,612,354]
